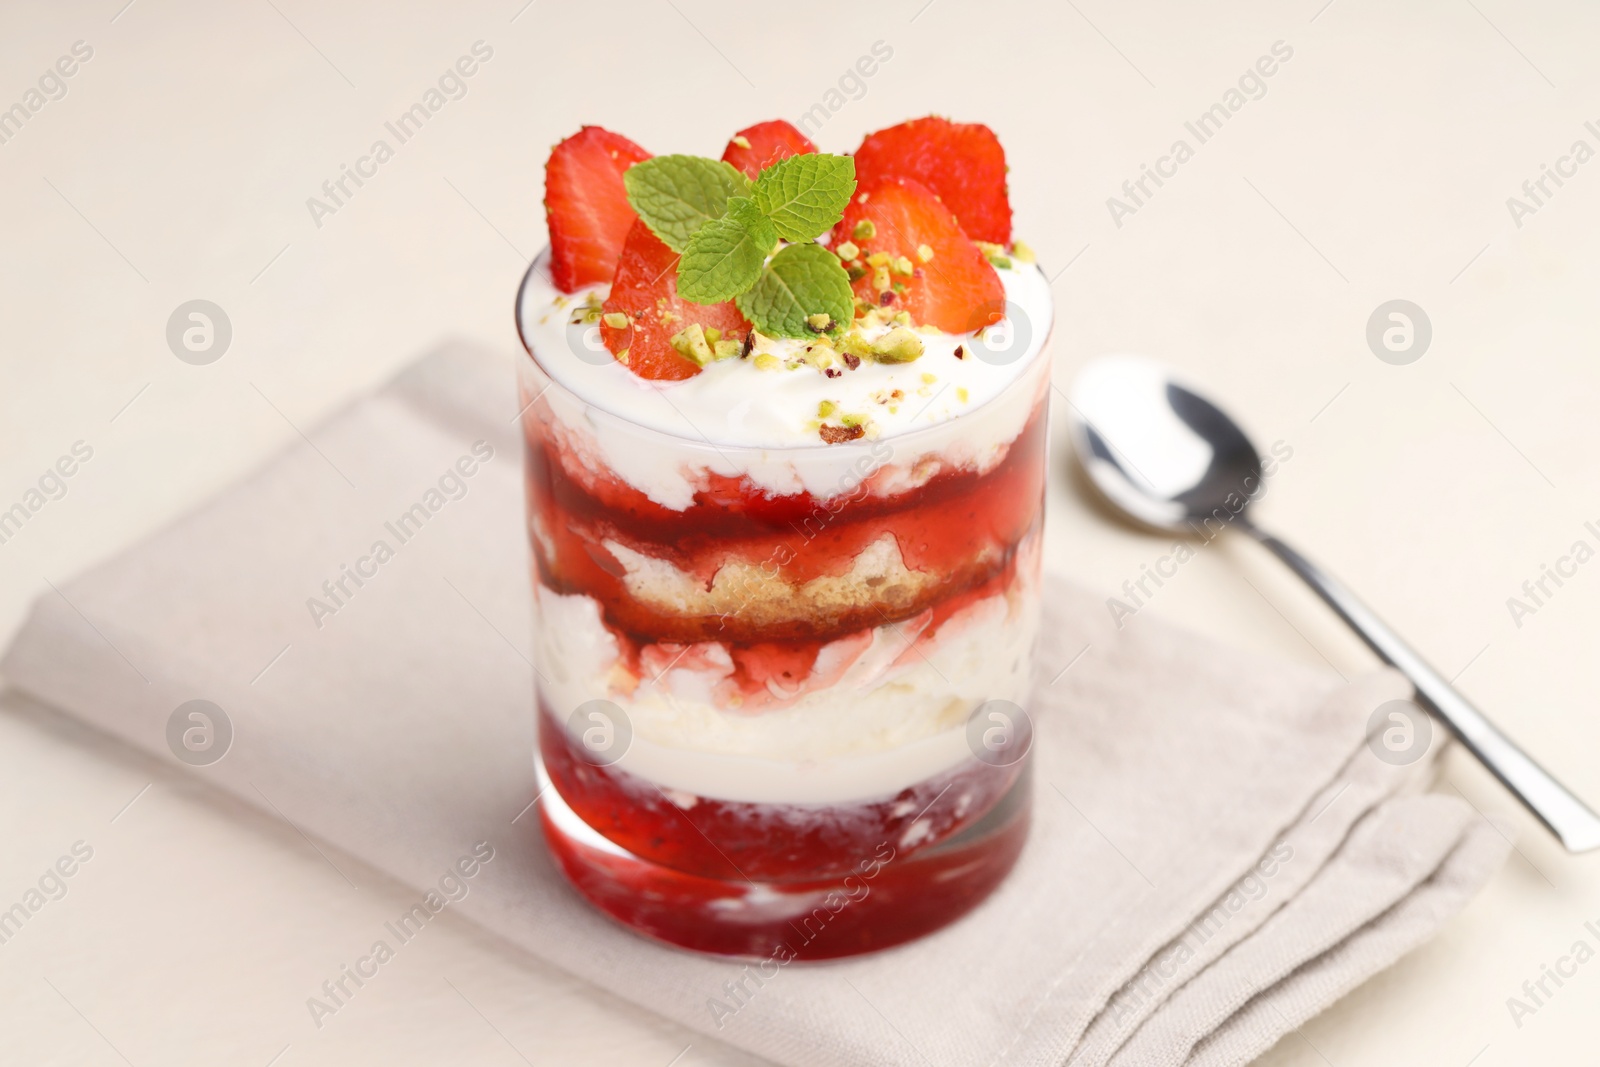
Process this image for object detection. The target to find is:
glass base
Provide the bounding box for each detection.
[535,756,1031,959]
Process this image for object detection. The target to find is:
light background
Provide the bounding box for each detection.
[2,0,1598,1063]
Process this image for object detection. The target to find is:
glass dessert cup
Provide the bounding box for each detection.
[516,252,1051,959]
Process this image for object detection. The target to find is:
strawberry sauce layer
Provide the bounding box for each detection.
[523,401,1048,656]
[539,769,1030,959]
[540,703,1025,882]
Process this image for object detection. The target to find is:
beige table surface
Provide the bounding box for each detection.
[3,1,1599,1063]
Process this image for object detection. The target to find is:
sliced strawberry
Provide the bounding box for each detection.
[833,178,1005,335]
[601,220,752,381]
[721,120,817,179]
[544,126,651,293]
[852,116,1011,244]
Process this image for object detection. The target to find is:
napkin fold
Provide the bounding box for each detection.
[0,342,1508,1067]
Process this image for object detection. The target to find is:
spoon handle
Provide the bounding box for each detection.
[1242,522,1600,853]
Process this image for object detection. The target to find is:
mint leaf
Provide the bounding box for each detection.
[752,154,857,242]
[677,198,777,304]
[735,242,855,338]
[624,156,753,252]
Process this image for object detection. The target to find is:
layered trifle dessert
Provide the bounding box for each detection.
[516,116,1052,958]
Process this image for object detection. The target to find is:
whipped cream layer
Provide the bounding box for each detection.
[517,248,1053,510]
[534,547,1040,806]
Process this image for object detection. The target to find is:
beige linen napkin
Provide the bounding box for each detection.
[0,342,1508,1067]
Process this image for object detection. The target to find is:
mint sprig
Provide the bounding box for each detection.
[735,242,854,339]
[623,155,752,252]
[752,154,856,242]
[677,198,777,304]
[622,151,858,339]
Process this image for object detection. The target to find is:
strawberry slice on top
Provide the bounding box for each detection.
[544,126,651,293]
[833,177,1004,335]
[721,120,818,179]
[600,220,752,381]
[852,116,1011,245]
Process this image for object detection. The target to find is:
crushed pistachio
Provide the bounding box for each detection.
[957,386,970,403]
[975,240,1012,269]
[835,241,860,260]
[917,243,935,263]
[837,330,875,362]
[731,134,751,149]
[817,400,837,418]
[712,339,742,360]
[893,256,915,276]
[616,348,630,365]
[1011,239,1036,263]
[668,323,715,366]
[871,327,925,363]
[872,266,891,292]
[704,327,722,343]
[806,313,833,333]
[873,305,907,329]
[753,352,781,371]
[819,422,865,444]
[921,372,937,384]
[852,219,876,240]
[570,292,605,325]
[865,251,891,268]
[846,264,867,281]
[602,312,630,329]
[802,346,837,373]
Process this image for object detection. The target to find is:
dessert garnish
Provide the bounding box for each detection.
[542,116,1027,394]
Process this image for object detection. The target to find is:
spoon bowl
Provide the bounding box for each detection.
[1067,355,1262,535]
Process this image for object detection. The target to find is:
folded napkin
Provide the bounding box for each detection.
[0,342,1508,1067]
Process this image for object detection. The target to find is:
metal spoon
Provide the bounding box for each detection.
[1067,354,1600,853]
